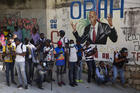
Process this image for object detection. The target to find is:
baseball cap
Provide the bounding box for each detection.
[58,41,62,46]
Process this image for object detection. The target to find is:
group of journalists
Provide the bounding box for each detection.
[0,27,129,90]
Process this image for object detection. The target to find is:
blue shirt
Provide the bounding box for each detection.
[76,44,82,57]
[54,47,65,66]
[14,29,22,41]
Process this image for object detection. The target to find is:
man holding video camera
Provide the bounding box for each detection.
[112,47,129,86]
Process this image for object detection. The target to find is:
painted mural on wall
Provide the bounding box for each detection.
[122,8,140,63]
[0,15,39,32]
[48,0,140,64]
[0,11,40,44]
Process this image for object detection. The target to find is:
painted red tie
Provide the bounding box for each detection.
[93,26,96,43]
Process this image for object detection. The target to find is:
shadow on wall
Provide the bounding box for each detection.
[0,0,27,7]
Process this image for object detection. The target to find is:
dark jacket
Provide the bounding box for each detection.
[73,21,118,44]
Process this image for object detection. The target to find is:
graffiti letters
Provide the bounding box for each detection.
[50,19,57,29]
[70,0,124,19]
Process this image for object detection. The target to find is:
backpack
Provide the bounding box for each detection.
[21,44,30,60]
[59,37,69,47]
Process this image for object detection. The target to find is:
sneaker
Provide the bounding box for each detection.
[39,86,44,90]
[7,82,10,86]
[73,83,78,86]
[58,82,62,87]
[87,79,91,83]
[12,81,17,85]
[17,85,22,88]
[76,80,79,83]
[38,85,44,90]
[79,80,83,83]
[25,85,28,89]
[69,83,75,87]
[61,81,66,85]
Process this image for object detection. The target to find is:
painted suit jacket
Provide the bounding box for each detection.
[73,21,118,44]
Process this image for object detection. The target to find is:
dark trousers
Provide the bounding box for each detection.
[69,62,77,84]
[56,66,65,83]
[25,59,34,84]
[36,70,45,87]
[64,54,68,73]
[46,61,54,82]
[5,62,15,83]
[86,60,96,81]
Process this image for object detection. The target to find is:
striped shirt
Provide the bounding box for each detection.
[83,45,94,61]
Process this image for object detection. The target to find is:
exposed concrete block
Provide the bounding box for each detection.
[133,80,140,85]
[131,72,140,79]
[136,67,140,72]
[130,67,136,72]
[125,66,130,71]
[136,85,140,90]
[128,79,133,85]
[125,72,131,78]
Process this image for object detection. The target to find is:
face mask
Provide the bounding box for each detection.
[43,62,46,67]
[70,44,74,47]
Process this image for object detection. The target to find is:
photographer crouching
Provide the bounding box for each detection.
[112,47,129,86]
[35,61,48,89]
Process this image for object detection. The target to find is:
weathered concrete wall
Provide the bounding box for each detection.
[46,0,140,64]
[0,0,46,9]
[0,0,47,35]
[46,0,140,90]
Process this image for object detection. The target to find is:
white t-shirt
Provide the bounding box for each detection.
[69,46,78,62]
[60,37,69,47]
[26,43,36,59]
[15,43,26,62]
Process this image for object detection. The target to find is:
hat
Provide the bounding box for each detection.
[120,47,128,53]
[59,30,65,35]
[58,41,62,46]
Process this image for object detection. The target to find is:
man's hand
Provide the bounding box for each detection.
[107,15,113,27]
[70,21,77,32]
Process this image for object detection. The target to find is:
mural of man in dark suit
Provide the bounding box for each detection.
[71,11,118,44]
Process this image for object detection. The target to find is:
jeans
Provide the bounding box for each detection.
[69,62,77,84]
[86,60,96,81]
[15,62,28,86]
[77,61,82,80]
[112,65,125,84]
[32,63,38,79]
[5,62,15,83]
[56,65,65,83]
